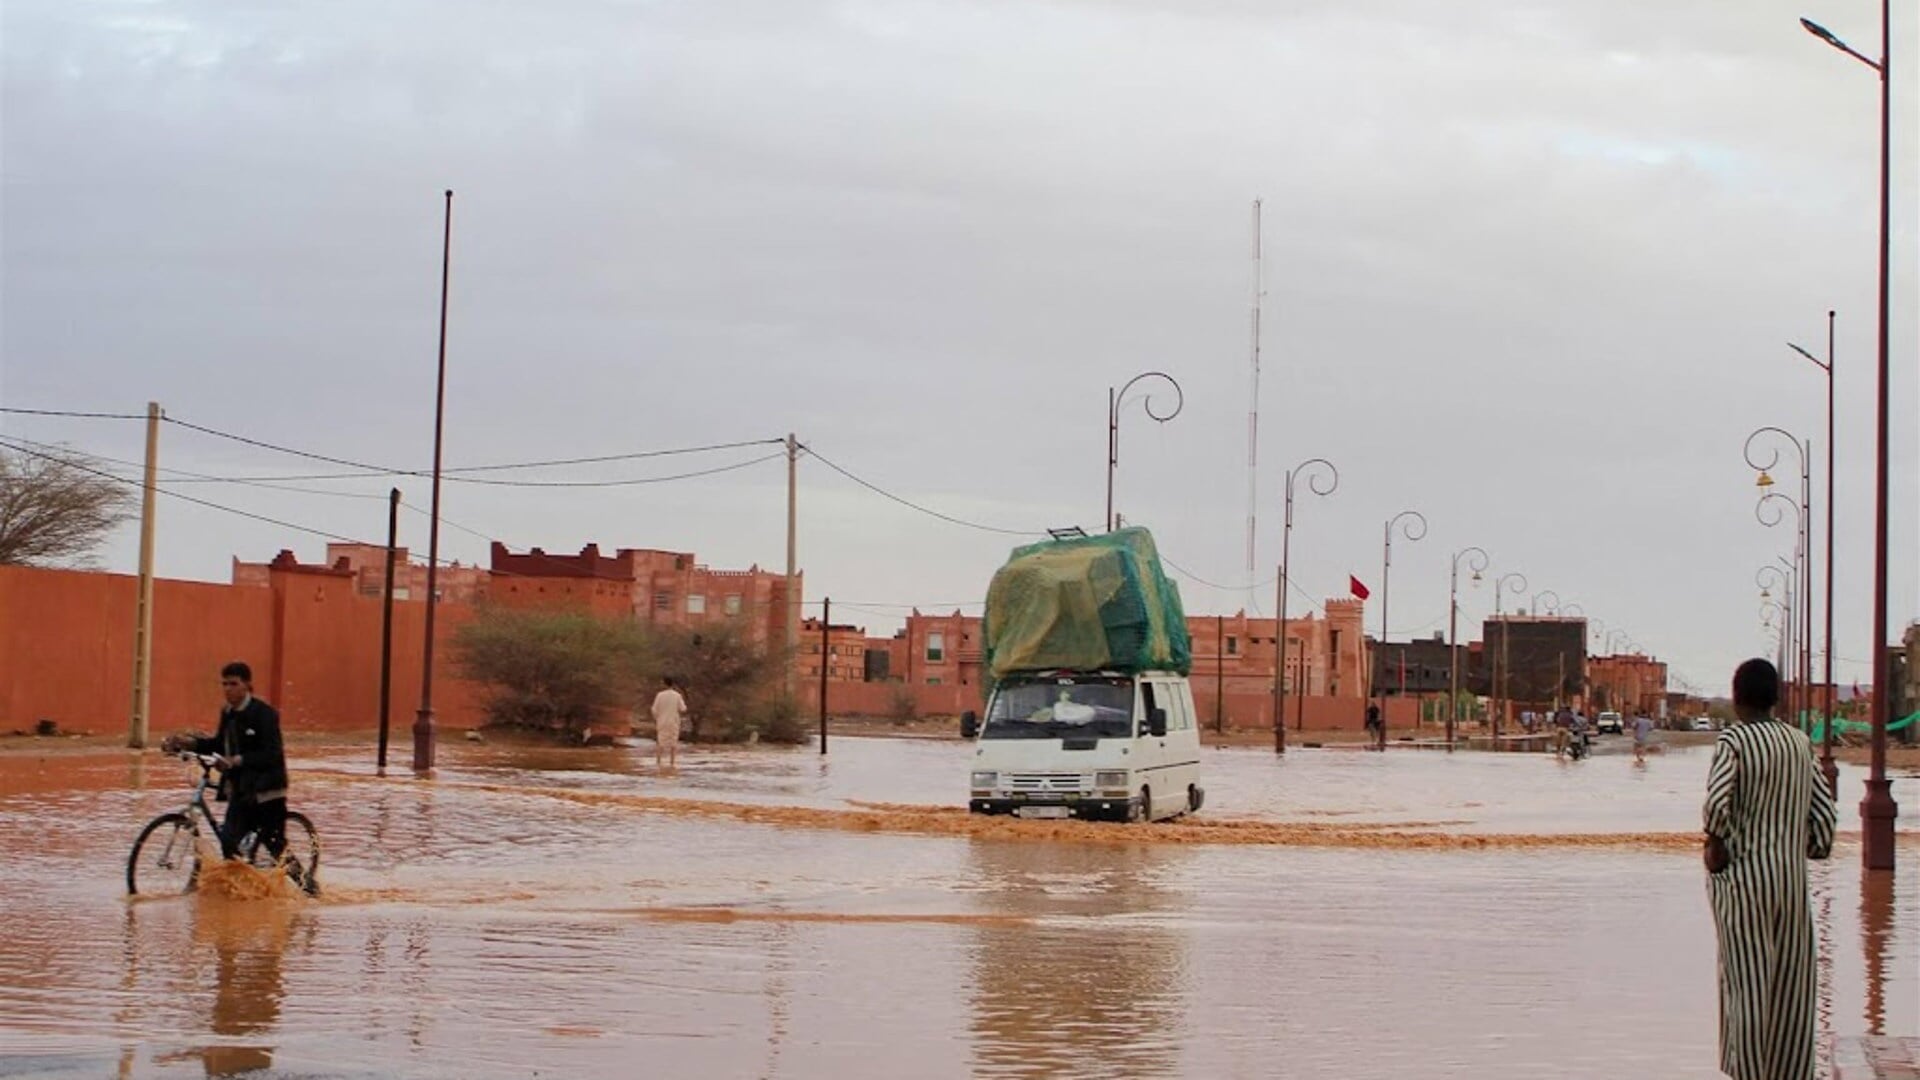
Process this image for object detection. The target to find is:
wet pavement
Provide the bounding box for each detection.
[1,735,1914,1079]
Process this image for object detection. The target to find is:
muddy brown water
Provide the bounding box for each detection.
[1,736,1914,1078]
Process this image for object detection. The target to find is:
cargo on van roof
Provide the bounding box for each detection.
[982,527,1191,679]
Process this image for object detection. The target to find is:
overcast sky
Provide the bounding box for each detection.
[2,0,1914,696]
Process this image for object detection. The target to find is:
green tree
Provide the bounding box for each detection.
[642,621,800,743]
[455,606,646,739]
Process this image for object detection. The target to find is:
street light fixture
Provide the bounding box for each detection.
[1274,457,1339,753]
[1799,6,1897,871]
[1375,510,1427,750]
[1106,372,1183,533]
[1447,547,1490,750]
[1530,589,1562,617]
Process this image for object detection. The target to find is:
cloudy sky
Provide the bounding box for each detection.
[2,0,1914,695]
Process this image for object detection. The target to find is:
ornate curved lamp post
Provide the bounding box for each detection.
[1530,589,1562,617]
[1446,547,1489,749]
[1747,426,1813,745]
[1274,458,1338,753]
[1375,510,1427,750]
[1106,372,1183,532]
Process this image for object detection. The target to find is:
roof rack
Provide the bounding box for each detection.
[1046,526,1089,541]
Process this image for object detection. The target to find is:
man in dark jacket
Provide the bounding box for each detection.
[162,661,290,865]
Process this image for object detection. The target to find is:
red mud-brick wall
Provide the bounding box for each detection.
[0,564,486,738]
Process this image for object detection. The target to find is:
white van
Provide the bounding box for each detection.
[964,670,1204,822]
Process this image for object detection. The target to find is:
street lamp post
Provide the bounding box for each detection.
[1788,312,1839,794]
[1798,8,1897,871]
[1106,372,1183,533]
[1490,572,1527,739]
[1530,589,1561,617]
[1274,458,1338,754]
[1447,548,1489,750]
[1748,426,1812,732]
[1376,511,1427,751]
[1758,562,1799,719]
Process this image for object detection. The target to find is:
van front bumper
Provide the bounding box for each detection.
[969,795,1138,822]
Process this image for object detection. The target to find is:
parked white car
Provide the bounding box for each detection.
[965,670,1204,822]
[1595,711,1624,735]
[1690,717,1717,732]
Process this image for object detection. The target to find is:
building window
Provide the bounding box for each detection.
[927,677,942,686]
[687,594,706,615]
[829,645,840,656]
[654,592,671,611]
[725,594,742,615]
[1226,636,1238,656]
[926,632,945,663]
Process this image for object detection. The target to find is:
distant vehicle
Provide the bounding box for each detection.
[1690,717,1717,732]
[1595,711,1624,735]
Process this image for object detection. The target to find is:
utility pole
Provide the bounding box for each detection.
[818,597,830,754]
[1215,613,1225,734]
[377,488,400,771]
[787,433,799,698]
[414,189,453,775]
[128,401,161,749]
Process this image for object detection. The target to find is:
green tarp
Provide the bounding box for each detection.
[983,527,1191,679]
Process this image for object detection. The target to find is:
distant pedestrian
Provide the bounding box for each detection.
[650,675,688,771]
[1703,659,1835,1080]
[1633,714,1654,762]
[1364,704,1383,750]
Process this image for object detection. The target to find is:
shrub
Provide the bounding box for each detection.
[889,686,919,726]
[634,622,790,744]
[455,606,646,739]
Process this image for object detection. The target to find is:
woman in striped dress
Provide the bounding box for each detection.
[1703,659,1837,1080]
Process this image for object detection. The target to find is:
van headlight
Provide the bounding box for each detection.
[1095,770,1129,789]
[971,771,999,789]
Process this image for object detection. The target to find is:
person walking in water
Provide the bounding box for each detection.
[650,675,688,771]
[1703,659,1836,1080]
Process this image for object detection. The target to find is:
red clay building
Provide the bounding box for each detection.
[488,543,798,648]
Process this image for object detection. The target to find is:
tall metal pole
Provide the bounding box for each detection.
[1798,7,1898,872]
[377,488,399,770]
[1448,548,1488,751]
[1491,572,1526,740]
[1275,458,1336,747]
[786,433,799,698]
[818,598,830,754]
[1860,0,1897,873]
[1801,443,1813,735]
[1273,554,1287,754]
[1379,511,1426,751]
[128,401,160,749]
[1821,314,1838,792]
[414,189,452,774]
[1215,614,1225,734]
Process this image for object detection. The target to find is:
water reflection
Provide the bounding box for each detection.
[193,901,296,1076]
[1860,869,1895,1035]
[965,843,1187,1078]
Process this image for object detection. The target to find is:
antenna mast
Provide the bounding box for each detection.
[1246,199,1263,607]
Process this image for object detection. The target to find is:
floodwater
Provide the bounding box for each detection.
[1,735,1915,1079]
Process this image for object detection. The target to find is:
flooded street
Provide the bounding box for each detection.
[2,736,1915,1079]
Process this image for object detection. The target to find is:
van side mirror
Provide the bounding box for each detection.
[1147,708,1168,738]
[960,710,979,739]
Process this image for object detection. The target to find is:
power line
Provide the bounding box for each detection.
[0,406,148,420]
[0,436,372,546]
[159,415,787,488]
[799,444,1041,537]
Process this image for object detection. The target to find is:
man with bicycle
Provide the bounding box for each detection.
[161,662,293,874]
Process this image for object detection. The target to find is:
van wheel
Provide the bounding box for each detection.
[1187,785,1202,815]
[1130,787,1151,823]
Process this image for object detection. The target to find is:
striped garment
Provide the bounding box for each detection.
[1703,716,1838,1080]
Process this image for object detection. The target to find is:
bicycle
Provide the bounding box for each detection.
[126,752,320,896]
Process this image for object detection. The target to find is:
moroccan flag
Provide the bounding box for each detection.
[1350,575,1371,600]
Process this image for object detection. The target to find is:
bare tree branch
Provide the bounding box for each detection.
[0,445,138,566]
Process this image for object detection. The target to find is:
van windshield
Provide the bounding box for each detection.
[982,678,1135,740]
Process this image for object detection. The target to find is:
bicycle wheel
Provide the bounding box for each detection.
[251,811,320,893]
[128,813,201,896]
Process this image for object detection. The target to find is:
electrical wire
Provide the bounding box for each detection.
[799,444,1041,537]
[0,406,148,420]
